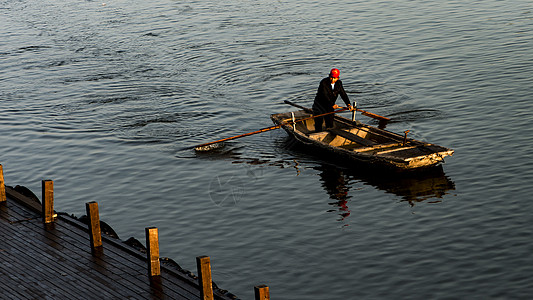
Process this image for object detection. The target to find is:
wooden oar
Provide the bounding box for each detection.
[284,100,390,121]
[357,108,390,121]
[194,107,348,151]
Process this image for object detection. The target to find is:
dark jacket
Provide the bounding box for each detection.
[312,77,350,113]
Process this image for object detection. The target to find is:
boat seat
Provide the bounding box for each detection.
[328,129,376,147]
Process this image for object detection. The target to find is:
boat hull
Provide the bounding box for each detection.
[271,110,453,170]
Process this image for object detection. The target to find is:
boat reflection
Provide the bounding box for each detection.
[314,162,455,221]
[191,137,455,222]
[278,133,455,206]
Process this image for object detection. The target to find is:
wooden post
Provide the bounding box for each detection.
[196,256,214,300]
[145,227,161,277]
[352,101,357,122]
[85,202,103,252]
[254,285,270,300]
[403,130,410,146]
[41,180,54,223]
[0,164,6,202]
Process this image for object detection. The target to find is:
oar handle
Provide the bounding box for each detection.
[194,107,347,149]
[284,100,312,112]
[284,100,352,112]
[284,100,390,121]
[293,107,348,123]
[195,124,282,148]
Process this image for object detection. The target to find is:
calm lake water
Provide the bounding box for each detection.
[2,0,533,299]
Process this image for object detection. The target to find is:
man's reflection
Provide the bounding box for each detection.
[316,164,351,221]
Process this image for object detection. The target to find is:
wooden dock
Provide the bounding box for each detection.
[0,165,270,300]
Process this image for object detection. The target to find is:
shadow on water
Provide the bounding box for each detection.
[192,143,291,169]
[315,162,455,207]
[280,136,456,207]
[189,136,455,213]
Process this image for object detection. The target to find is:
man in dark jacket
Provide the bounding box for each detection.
[312,68,354,132]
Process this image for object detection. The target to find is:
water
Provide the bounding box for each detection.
[2,0,533,299]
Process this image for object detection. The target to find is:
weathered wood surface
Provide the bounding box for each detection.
[146,227,161,277]
[254,284,270,300]
[327,128,376,147]
[86,201,103,251]
[0,165,6,202]
[0,190,235,300]
[196,256,214,300]
[41,180,54,223]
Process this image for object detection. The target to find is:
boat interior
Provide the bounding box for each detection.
[275,111,407,152]
[272,109,454,168]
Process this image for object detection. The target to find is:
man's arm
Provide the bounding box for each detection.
[337,81,354,110]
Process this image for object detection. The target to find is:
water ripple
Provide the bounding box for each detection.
[2,1,533,299]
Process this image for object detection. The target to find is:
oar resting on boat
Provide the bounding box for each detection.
[194,107,349,151]
[194,100,390,152]
[283,100,390,122]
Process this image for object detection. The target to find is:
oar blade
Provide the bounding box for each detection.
[194,142,226,152]
[193,124,282,152]
[358,109,390,121]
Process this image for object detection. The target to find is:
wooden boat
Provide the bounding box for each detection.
[270,107,454,170]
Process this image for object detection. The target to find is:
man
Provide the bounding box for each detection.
[312,68,354,132]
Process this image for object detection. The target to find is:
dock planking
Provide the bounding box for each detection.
[0,188,237,300]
